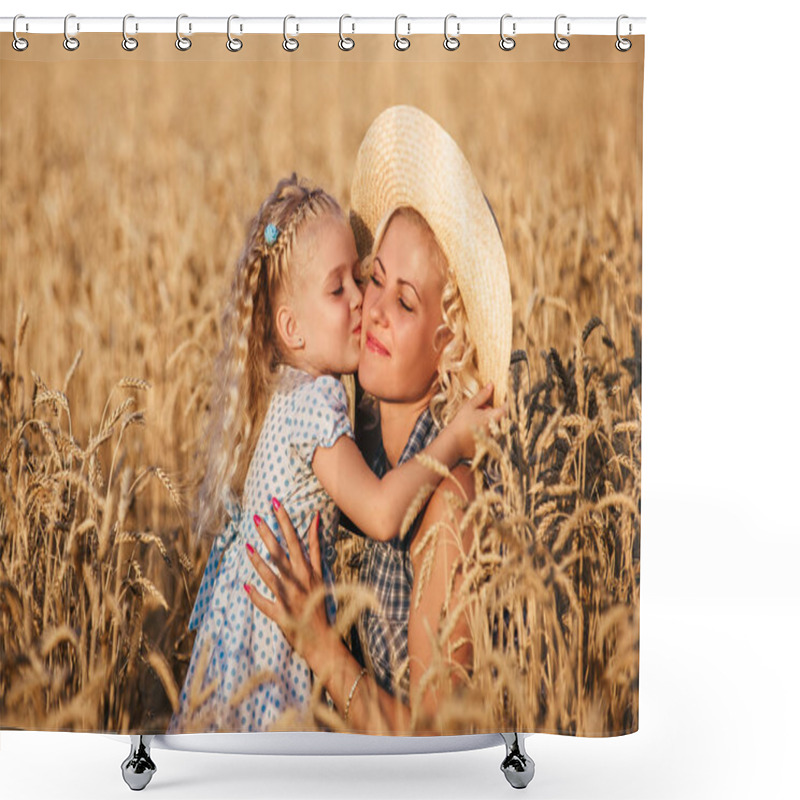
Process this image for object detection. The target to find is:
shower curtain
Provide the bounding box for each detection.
[0,28,643,738]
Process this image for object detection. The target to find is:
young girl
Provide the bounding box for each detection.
[168,174,504,733]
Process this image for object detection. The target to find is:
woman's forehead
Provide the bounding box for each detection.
[376,215,446,292]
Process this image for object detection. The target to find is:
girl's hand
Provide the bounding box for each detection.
[244,504,333,664]
[450,382,508,460]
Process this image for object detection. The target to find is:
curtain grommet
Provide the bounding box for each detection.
[227,15,243,52]
[176,14,192,51]
[12,15,29,51]
[615,15,632,51]
[122,14,139,51]
[339,14,355,51]
[443,14,460,51]
[283,15,299,52]
[499,14,516,51]
[63,13,80,51]
[554,14,570,51]
[394,15,410,51]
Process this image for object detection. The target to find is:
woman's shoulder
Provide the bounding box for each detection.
[441,462,475,495]
[410,463,476,563]
[418,463,475,526]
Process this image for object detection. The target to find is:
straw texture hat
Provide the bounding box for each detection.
[350,105,512,407]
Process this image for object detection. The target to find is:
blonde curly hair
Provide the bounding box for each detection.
[358,206,482,432]
[194,173,344,541]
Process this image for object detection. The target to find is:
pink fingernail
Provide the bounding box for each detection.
[246,543,254,555]
[243,583,251,594]
[272,497,281,512]
[253,514,262,527]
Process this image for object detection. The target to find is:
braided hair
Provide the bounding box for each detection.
[194,173,345,542]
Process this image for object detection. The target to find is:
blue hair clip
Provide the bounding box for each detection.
[264,223,280,247]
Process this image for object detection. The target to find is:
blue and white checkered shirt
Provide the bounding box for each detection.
[353,406,440,705]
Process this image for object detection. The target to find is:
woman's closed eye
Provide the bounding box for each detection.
[370,274,413,311]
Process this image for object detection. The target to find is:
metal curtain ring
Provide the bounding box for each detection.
[227,15,243,51]
[122,14,138,51]
[616,14,632,51]
[499,14,515,51]
[63,13,80,51]
[443,14,460,51]
[394,15,410,51]
[283,15,299,51]
[176,14,191,51]
[12,14,29,51]
[339,14,355,51]
[553,14,570,51]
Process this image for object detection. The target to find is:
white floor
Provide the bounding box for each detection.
[2,598,797,799]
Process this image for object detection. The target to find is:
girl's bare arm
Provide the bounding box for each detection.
[312,382,499,542]
[311,430,461,542]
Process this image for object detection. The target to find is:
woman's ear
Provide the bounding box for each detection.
[433,324,454,353]
[275,304,304,350]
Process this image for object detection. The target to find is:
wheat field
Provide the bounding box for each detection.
[0,34,642,735]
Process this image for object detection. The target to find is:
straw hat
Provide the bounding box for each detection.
[350,105,512,407]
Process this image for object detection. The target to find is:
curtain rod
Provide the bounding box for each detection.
[1,16,646,37]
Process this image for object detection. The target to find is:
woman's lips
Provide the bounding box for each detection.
[366,332,390,356]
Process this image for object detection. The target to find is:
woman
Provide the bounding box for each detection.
[246,105,512,735]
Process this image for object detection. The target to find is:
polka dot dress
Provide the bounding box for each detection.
[168,364,354,733]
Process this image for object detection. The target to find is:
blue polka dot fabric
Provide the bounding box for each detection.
[168,364,354,732]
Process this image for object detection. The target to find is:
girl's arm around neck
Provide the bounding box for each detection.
[311,429,463,542]
[312,382,503,541]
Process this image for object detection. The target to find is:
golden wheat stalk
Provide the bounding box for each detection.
[146,648,181,712]
[132,561,169,611]
[63,348,83,395]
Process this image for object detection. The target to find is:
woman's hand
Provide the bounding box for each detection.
[450,382,508,460]
[244,502,334,666]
